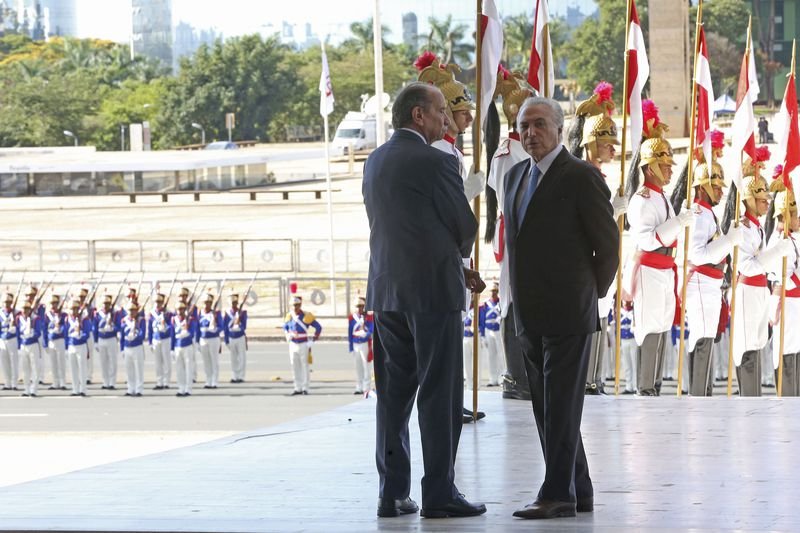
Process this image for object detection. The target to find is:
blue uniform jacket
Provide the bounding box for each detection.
[120,316,147,350]
[223,308,247,344]
[17,315,43,347]
[148,309,173,343]
[284,311,322,343]
[0,308,18,342]
[93,309,120,342]
[44,309,67,347]
[478,298,502,336]
[198,310,222,339]
[347,312,373,352]
[65,315,92,347]
[171,315,199,350]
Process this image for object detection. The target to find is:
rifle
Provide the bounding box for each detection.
[57,278,75,313]
[186,273,203,311]
[163,268,181,309]
[238,270,260,313]
[134,270,145,301]
[10,272,26,310]
[80,271,106,316]
[111,270,131,309]
[0,268,6,286]
[211,274,228,312]
[33,272,58,310]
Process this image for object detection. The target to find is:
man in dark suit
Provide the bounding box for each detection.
[363,82,487,519]
[504,97,619,519]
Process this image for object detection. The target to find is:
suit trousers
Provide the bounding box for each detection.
[521,332,593,503]
[374,310,463,508]
[502,303,530,397]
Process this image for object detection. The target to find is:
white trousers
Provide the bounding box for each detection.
[124,345,145,395]
[67,344,88,395]
[46,338,67,388]
[87,338,94,382]
[463,337,481,390]
[0,339,19,389]
[289,342,309,392]
[352,342,372,392]
[20,343,40,395]
[97,337,119,388]
[632,265,676,345]
[484,329,505,385]
[621,338,638,392]
[174,345,195,395]
[199,337,221,387]
[152,338,172,387]
[732,284,769,366]
[686,272,723,352]
[228,336,247,381]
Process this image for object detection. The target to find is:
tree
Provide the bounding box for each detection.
[565,0,649,106]
[341,18,391,54]
[424,15,474,66]
[87,79,167,150]
[158,35,298,146]
[690,0,749,47]
[503,14,569,77]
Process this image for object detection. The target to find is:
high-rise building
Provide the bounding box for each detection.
[132,0,173,69]
[173,20,219,70]
[402,12,417,49]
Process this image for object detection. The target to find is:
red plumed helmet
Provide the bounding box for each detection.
[754,145,771,162]
[773,164,784,179]
[414,51,438,71]
[593,81,614,103]
[289,282,298,294]
[710,129,725,149]
[497,63,511,80]
[642,99,660,131]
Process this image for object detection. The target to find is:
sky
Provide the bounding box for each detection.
[75,0,597,44]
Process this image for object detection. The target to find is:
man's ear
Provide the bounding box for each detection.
[412,105,424,125]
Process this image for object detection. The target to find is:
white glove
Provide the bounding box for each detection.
[725,225,744,247]
[463,166,486,202]
[757,238,794,270]
[655,215,687,247]
[307,338,315,347]
[704,227,742,262]
[612,194,628,218]
[676,208,694,227]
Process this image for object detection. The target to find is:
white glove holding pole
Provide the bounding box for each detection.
[655,209,693,246]
[757,238,794,271]
[463,166,486,202]
[705,226,744,261]
[612,194,628,218]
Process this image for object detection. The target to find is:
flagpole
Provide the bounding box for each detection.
[677,1,703,397]
[614,0,633,396]
[777,39,796,398]
[727,18,751,397]
[321,42,336,314]
[373,0,386,146]
[542,19,550,97]
[471,0,484,421]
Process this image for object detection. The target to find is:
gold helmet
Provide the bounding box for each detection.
[694,160,726,204]
[694,129,725,163]
[414,51,474,118]
[576,82,619,161]
[770,165,797,219]
[494,64,533,128]
[638,100,673,186]
[741,145,771,212]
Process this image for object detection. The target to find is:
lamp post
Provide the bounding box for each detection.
[120,124,126,151]
[191,122,205,146]
[63,130,78,147]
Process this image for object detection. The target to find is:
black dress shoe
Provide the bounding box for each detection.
[462,408,486,423]
[577,497,593,513]
[290,390,303,396]
[502,388,532,401]
[513,499,576,519]
[354,390,363,395]
[421,494,486,518]
[377,496,419,517]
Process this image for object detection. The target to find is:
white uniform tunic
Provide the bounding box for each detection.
[486,136,531,318]
[769,232,800,365]
[732,214,769,366]
[685,200,726,351]
[432,135,483,201]
[624,183,678,345]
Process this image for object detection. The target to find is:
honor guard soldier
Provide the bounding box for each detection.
[683,138,742,396]
[120,301,146,397]
[197,293,222,389]
[65,300,91,397]
[44,295,68,390]
[478,282,504,386]
[178,285,199,382]
[486,67,533,400]
[223,292,247,383]
[17,301,43,397]
[148,293,173,390]
[94,294,120,390]
[0,292,19,390]
[23,285,45,384]
[767,170,800,395]
[76,286,95,384]
[415,51,485,201]
[347,296,373,395]
[568,81,627,394]
[463,310,479,390]
[623,101,693,396]
[172,301,199,397]
[283,295,321,395]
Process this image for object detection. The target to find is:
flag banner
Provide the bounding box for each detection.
[626,0,649,155]
[731,28,759,189]
[480,0,503,128]
[775,73,800,187]
[319,43,334,117]
[528,0,554,97]
[695,27,715,168]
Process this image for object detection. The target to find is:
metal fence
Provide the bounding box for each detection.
[0,238,502,278]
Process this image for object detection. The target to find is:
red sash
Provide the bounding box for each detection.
[494,214,505,263]
[786,274,800,297]
[738,274,768,287]
[690,264,725,280]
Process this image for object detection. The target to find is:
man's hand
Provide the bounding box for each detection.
[463,267,486,294]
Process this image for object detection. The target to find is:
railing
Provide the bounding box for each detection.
[0,238,502,278]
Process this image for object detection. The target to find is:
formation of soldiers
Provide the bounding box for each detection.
[0,281,249,397]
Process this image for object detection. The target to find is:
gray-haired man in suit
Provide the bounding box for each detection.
[363,82,486,519]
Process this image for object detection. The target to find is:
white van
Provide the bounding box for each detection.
[332,111,377,156]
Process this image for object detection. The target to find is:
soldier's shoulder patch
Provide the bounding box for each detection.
[740,217,751,228]
[495,139,511,157]
[303,312,316,324]
[636,186,650,198]
[692,203,703,215]
[284,312,292,322]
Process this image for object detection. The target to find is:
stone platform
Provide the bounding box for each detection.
[0,393,797,532]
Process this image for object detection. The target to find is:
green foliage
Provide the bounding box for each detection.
[690,0,750,48]
[565,0,649,104]
[502,14,569,77]
[422,15,474,66]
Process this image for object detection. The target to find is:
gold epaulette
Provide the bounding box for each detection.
[740,217,751,229]
[284,312,292,322]
[636,186,650,198]
[303,312,316,324]
[692,203,703,215]
[495,139,511,157]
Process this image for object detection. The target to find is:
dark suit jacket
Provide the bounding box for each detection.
[363,129,478,312]
[504,146,619,336]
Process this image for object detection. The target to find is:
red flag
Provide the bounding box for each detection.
[731,25,759,189]
[479,0,503,128]
[528,0,554,97]
[626,1,649,155]
[776,74,800,188]
[694,27,714,167]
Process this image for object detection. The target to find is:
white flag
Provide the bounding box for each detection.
[319,43,334,117]
[480,0,503,128]
[626,1,649,156]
